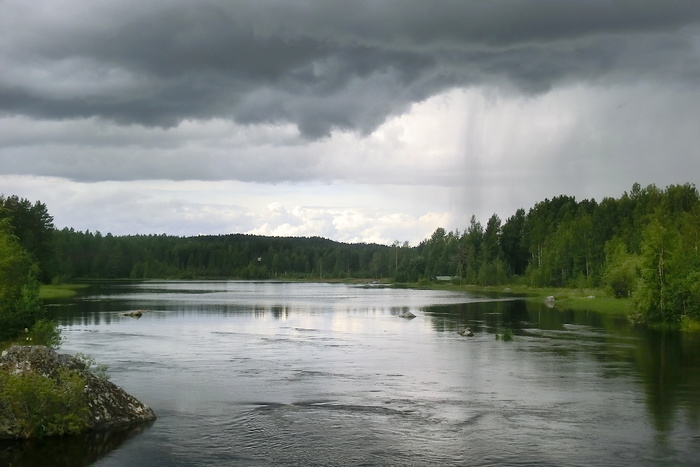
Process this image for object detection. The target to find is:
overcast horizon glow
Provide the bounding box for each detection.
[2,1,699,245]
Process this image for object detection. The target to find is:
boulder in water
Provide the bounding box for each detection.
[123,310,147,319]
[0,345,156,439]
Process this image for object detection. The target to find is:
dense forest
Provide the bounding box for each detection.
[1,182,699,325]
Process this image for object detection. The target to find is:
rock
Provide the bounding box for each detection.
[123,310,145,318]
[0,346,156,439]
[398,311,416,319]
[544,296,556,308]
[458,327,474,337]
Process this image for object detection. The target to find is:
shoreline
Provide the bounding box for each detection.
[414,283,632,315]
[41,279,699,331]
[38,283,90,300]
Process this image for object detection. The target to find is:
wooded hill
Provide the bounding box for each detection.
[2,182,699,324]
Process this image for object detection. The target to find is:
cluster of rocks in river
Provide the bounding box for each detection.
[0,345,156,439]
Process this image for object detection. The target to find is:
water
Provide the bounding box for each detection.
[3,281,699,466]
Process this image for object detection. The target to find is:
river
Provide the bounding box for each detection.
[3,281,699,466]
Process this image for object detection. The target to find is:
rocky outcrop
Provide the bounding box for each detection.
[0,346,156,439]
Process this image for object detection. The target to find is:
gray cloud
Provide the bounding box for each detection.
[2,0,700,137]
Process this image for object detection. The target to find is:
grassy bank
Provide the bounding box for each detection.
[403,282,632,316]
[39,284,90,300]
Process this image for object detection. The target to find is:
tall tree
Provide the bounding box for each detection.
[501,208,527,275]
[0,220,43,340]
[0,196,55,282]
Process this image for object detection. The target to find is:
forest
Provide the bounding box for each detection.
[1,182,699,326]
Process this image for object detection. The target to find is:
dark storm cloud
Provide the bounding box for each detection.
[2,0,700,137]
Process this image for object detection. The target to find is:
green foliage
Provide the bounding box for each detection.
[477,259,508,286]
[5,183,699,327]
[680,315,700,332]
[0,222,44,341]
[25,320,63,349]
[501,208,528,275]
[631,198,700,324]
[0,368,89,438]
[602,238,641,298]
[495,329,514,341]
[50,231,401,281]
[393,269,408,283]
[0,195,55,283]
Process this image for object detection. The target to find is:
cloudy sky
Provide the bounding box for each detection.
[2,1,700,245]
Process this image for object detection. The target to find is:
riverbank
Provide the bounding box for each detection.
[39,284,90,300]
[402,282,632,315]
[404,281,700,331]
[38,279,699,330]
[37,280,631,314]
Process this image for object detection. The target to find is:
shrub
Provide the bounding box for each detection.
[0,369,89,438]
[495,329,514,341]
[0,223,45,341]
[26,320,63,349]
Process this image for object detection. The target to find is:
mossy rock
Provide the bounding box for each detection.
[0,346,156,439]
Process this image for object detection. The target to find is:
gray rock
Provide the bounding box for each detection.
[0,345,156,439]
[123,310,146,318]
[458,327,474,337]
[544,296,556,308]
[398,311,416,319]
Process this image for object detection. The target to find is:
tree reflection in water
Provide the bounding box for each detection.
[425,298,700,444]
[0,422,154,467]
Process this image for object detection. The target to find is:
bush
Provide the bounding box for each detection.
[477,260,507,286]
[0,369,89,438]
[0,223,45,341]
[495,329,514,341]
[393,269,408,283]
[26,320,63,349]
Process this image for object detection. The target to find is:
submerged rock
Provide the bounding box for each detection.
[123,310,147,319]
[0,346,156,439]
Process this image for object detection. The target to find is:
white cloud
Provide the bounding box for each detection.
[2,82,700,245]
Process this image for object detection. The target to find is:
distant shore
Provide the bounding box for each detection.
[40,279,699,331]
[38,280,629,313]
[38,283,90,300]
[402,282,632,315]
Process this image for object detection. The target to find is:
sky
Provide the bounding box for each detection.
[2,1,700,245]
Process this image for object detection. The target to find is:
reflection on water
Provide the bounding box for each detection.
[26,281,700,466]
[0,423,153,467]
[426,298,700,456]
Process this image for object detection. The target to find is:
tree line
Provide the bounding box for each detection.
[0,196,51,341]
[2,182,699,325]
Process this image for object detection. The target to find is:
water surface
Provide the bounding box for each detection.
[6,281,700,466]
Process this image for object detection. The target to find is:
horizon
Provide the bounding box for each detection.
[20,180,692,247]
[2,2,699,245]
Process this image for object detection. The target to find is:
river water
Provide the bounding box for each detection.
[4,281,699,466]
